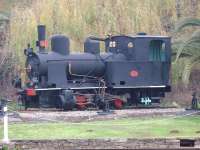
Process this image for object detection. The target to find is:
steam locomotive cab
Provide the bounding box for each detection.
[15,25,171,110]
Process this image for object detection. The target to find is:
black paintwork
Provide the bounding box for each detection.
[18,25,172,110]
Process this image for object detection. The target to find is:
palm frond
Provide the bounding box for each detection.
[172,41,193,57]
[174,17,200,32]
[181,56,200,85]
[180,42,200,55]
[175,29,200,61]
[182,59,193,85]
[172,52,192,57]
[173,17,200,86]
[191,29,200,38]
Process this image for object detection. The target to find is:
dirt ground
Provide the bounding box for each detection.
[1,108,196,123]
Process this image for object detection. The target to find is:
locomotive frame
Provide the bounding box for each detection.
[13,25,171,110]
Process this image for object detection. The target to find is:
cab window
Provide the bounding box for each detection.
[149,40,166,61]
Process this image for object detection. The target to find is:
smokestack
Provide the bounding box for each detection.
[37,25,47,52]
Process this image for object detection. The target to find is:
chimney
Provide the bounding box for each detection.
[37,25,47,52]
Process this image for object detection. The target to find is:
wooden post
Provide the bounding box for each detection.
[2,103,9,144]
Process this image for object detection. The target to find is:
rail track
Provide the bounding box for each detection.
[1,107,199,123]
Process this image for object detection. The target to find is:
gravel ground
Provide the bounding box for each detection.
[0,108,195,123]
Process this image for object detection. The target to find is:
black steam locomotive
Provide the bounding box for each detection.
[14,25,171,110]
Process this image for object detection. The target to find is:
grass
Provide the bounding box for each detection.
[0,115,200,140]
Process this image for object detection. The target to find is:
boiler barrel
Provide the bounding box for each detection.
[67,53,106,77]
[30,53,107,78]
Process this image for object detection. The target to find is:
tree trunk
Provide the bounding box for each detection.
[190,0,198,17]
[175,0,182,19]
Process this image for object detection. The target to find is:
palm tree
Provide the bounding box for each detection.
[173,17,200,86]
